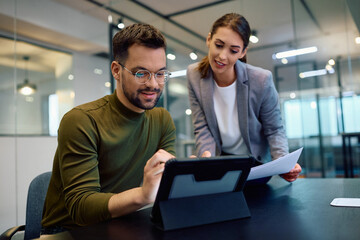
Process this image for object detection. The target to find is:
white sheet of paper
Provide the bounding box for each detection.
[247,147,303,180]
[330,198,360,207]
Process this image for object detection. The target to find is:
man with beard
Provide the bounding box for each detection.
[41,23,176,233]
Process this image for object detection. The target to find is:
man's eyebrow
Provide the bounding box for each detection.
[131,66,167,72]
[215,38,241,48]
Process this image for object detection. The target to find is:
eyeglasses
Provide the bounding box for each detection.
[119,63,171,84]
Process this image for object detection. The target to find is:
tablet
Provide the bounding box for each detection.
[150,155,254,230]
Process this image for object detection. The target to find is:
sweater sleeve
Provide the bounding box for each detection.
[57,109,114,226]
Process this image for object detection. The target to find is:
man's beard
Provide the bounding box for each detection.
[122,80,162,110]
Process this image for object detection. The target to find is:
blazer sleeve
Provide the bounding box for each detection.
[259,72,289,159]
[187,64,217,156]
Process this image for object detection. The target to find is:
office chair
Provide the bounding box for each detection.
[0,171,51,240]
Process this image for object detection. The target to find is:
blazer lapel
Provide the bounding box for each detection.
[235,61,252,154]
[200,72,221,151]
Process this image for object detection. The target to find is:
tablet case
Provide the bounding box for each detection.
[150,155,254,230]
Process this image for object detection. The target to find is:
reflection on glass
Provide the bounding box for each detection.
[0,37,73,135]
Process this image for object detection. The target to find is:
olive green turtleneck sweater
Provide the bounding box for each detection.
[42,91,176,229]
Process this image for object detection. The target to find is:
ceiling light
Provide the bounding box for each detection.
[189,51,198,60]
[310,101,317,109]
[94,68,103,75]
[105,82,111,88]
[17,56,37,96]
[167,53,176,60]
[290,92,296,99]
[18,81,37,95]
[170,69,186,78]
[328,58,335,66]
[273,46,318,59]
[250,35,259,44]
[343,91,354,97]
[355,37,360,44]
[281,58,288,64]
[185,109,192,115]
[325,63,335,74]
[68,74,74,80]
[108,15,113,23]
[299,69,326,79]
[299,67,336,79]
[328,59,335,66]
[117,17,125,29]
[327,67,335,74]
[250,30,259,44]
[325,64,333,72]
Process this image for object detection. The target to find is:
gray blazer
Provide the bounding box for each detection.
[187,60,288,162]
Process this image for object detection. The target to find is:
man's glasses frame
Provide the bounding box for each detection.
[118,62,171,85]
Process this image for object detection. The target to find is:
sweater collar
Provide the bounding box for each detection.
[110,90,145,119]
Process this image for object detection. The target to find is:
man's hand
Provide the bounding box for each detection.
[281,163,302,182]
[189,150,211,158]
[141,149,175,204]
[108,149,174,218]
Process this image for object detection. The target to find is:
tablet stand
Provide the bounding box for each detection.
[157,191,250,230]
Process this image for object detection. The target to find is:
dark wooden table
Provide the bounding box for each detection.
[40,177,360,240]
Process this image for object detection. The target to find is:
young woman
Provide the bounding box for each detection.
[187,13,301,182]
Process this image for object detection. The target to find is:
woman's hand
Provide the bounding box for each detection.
[189,150,211,158]
[280,163,302,182]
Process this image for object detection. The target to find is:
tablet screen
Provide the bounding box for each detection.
[169,170,242,199]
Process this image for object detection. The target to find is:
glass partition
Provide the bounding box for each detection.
[0,37,73,135]
[275,0,360,177]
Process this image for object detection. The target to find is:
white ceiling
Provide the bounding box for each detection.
[0,0,359,93]
[54,0,360,70]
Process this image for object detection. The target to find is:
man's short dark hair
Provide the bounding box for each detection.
[112,23,166,64]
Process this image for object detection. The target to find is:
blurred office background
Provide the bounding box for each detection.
[0,0,359,232]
